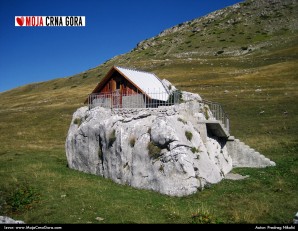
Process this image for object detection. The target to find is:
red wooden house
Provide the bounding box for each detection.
[86,66,171,109]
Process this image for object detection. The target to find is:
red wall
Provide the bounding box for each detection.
[98,72,140,95]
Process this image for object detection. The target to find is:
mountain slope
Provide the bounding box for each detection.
[2,0,297,96]
[0,0,297,223]
[134,0,298,58]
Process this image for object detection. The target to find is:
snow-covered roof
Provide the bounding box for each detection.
[115,66,169,101]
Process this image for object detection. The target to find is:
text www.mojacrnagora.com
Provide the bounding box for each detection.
[4,226,62,230]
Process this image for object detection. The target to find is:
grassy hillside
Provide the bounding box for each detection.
[0,0,297,224]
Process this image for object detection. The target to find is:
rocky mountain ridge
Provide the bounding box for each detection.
[133,0,297,59]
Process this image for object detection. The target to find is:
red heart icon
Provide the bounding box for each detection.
[16,17,24,26]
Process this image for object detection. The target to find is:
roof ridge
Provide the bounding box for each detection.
[115,65,169,93]
[115,66,154,75]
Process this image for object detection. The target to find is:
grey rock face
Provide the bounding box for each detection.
[0,216,24,224]
[65,99,232,196]
[294,212,298,224]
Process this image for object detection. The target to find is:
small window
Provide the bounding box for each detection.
[116,81,121,89]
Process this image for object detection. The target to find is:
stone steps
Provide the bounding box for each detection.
[226,138,276,168]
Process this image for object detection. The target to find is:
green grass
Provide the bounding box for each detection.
[185,131,193,141]
[108,130,116,148]
[73,117,82,126]
[129,137,136,147]
[177,117,187,125]
[147,141,162,159]
[0,146,296,223]
[0,0,297,223]
[191,147,200,154]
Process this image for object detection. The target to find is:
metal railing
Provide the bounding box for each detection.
[87,91,229,133]
[87,90,181,109]
[202,99,229,133]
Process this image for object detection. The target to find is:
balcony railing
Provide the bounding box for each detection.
[87,90,180,109]
[202,99,229,133]
[87,91,229,133]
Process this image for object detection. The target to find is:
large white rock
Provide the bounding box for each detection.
[65,98,233,197]
[0,216,24,224]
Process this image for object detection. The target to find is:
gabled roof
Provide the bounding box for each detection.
[88,66,170,102]
[115,66,169,101]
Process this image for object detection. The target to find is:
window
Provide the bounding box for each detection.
[116,81,121,89]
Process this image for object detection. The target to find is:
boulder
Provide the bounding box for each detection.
[65,100,232,197]
[0,216,24,224]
